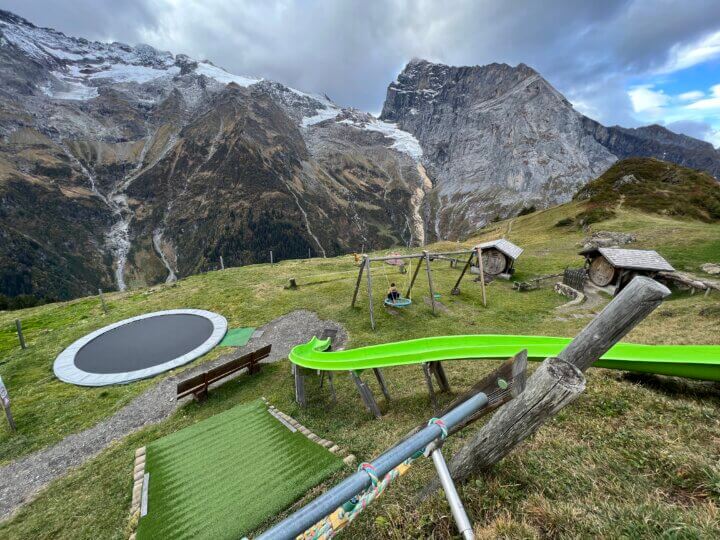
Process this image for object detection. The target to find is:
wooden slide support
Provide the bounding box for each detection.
[432,276,670,488]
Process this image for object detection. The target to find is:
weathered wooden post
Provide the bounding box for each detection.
[477,247,487,307]
[270,250,274,265]
[0,376,15,431]
[98,289,108,314]
[15,319,26,350]
[435,276,670,486]
[220,256,225,270]
[424,250,436,314]
[452,250,475,295]
[405,255,424,299]
[350,255,367,307]
[365,256,375,330]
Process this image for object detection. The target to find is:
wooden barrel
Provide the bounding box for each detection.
[481,249,507,275]
[589,256,616,286]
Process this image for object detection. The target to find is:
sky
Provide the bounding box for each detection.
[5,0,720,147]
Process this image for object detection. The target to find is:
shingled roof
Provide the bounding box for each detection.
[581,247,675,272]
[476,239,524,261]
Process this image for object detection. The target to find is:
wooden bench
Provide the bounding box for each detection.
[177,344,271,401]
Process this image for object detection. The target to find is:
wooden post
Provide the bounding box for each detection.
[405,255,424,299]
[351,256,366,307]
[365,257,375,330]
[327,372,337,403]
[0,376,15,432]
[220,256,225,270]
[308,248,311,259]
[350,371,381,418]
[98,289,108,314]
[424,250,436,314]
[15,319,26,350]
[451,251,475,295]
[422,363,439,412]
[270,250,274,265]
[373,368,391,401]
[294,365,306,407]
[431,362,451,393]
[477,247,487,307]
[439,276,670,485]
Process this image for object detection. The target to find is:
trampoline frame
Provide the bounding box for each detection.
[54,309,227,386]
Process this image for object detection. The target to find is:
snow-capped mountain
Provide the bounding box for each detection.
[2,10,718,301]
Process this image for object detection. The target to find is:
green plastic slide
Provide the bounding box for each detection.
[289,335,720,382]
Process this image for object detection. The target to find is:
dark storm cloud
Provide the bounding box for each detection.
[4,0,720,129]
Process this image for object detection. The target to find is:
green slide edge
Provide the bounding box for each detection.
[289,335,720,382]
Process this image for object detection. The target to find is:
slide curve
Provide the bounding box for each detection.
[289,335,720,382]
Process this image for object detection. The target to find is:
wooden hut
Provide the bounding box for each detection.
[580,247,674,292]
[474,239,524,276]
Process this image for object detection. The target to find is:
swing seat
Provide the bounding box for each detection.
[384,297,412,308]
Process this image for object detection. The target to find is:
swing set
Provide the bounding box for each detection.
[350,248,487,329]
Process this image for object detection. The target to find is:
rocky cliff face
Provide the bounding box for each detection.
[380,59,720,239]
[2,11,719,300]
[0,10,425,299]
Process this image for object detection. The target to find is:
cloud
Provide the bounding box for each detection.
[628,85,669,114]
[657,30,720,74]
[685,84,720,110]
[3,0,720,131]
[678,90,705,101]
[665,119,717,141]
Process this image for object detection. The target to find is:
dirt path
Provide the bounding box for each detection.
[0,310,346,522]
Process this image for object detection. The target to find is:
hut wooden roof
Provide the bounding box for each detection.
[476,239,524,261]
[580,247,675,272]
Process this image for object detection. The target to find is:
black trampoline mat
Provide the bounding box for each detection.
[74,314,215,374]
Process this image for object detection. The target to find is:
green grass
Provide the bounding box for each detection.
[1,204,719,539]
[136,400,343,540]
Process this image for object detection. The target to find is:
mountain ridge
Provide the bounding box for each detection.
[1,10,719,302]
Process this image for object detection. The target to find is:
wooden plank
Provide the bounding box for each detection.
[424,250,436,315]
[405,255,424,299]
[350,257,366,307]
[327,372,337,403]
[373,368,391,401]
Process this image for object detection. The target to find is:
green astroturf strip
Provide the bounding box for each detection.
[218,327,255,347]
[136,400,343,540]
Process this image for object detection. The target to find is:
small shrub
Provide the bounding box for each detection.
[554,217,574,227]
[517,205,536,216]
[576,207,616,225]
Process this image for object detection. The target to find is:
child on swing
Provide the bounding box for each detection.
[387,282,400,303]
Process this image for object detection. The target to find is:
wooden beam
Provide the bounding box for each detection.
[365,257,375,330]
[422,363,439,412]
[405,254,424,299]
[294,365,306,407]
[424,250,436,314]
[451,250,476,295]
[367,253,427,262]
[428,250,475,257]
[373,368,391,401]
[477,247,487,307]
[350,256,366,307]
[350,371,382,418]
[431,361,451,393]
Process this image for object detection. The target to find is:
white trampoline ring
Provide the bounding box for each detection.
[53,309,227,386]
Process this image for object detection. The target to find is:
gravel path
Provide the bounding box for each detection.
[0,310,346,522]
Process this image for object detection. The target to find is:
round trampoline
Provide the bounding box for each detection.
[54,309,227,386]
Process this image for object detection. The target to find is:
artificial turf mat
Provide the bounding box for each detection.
[218,327,255,347]
[136,400,344,539]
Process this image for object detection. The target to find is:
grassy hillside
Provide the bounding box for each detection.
[574,157,720,224]
[1,202,719,538]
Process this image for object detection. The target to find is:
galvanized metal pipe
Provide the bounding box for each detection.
[431,448,475,540]
[256,392,489,540]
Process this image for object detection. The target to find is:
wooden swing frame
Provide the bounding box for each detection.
[350,248,486,330]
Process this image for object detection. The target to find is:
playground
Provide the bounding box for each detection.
[1,203,719,539]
